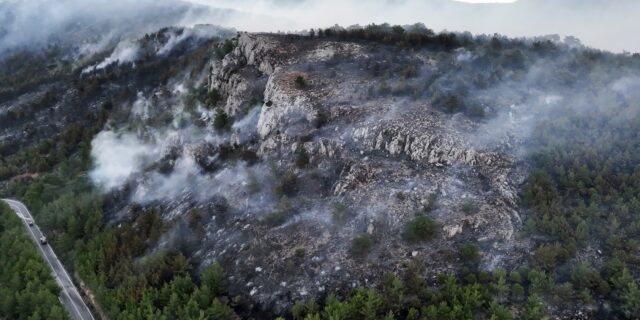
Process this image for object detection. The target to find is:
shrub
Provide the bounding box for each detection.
[239,149,259,164]
[441,94,465,113]
[262,197,296,227]
[331,203,350,224]
[478,271,492,283]
[295,145,310,168]
[461,199,479,215]
[532,243,569,271]
[215,39,234,59]
[351,233,374,258]
[294,248,306,258]
[201,263,227,296]
[292,302,306,320]
[509,271,522,284]
[312,109,328,128]
[206,89,221,106]
[275,170,297,196]
[263,209,295,227]
[570,263,601,290]
[403,213,438,242]
[522,294,545,320]
[489,302,513,320]
[213,109,231,131]
[295,75,307,89]
[184,86,213,112]
[424,193,439,212]
[464,273,478,284]
[459,243,480,264]
[528,268,553,294]
[554,282,574,301]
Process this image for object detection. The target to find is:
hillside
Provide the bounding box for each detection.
[2,23,640,319]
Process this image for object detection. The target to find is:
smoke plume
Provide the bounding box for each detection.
[89,131,161,190]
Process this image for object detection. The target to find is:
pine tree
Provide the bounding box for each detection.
[201,263,227,297]
[522,294,545,320]
[621,280,640,316]
[208,299,239,320]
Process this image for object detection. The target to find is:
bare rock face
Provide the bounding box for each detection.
[257,69,316,138]
[223,68,264,116]
[209,33,293,116]
[202,33,528,310]
[211,32,280,84]
[234,32,285,75]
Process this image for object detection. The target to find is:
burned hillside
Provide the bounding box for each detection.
[2,23,640,319]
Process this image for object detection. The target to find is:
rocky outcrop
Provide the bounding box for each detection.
[353,124,474,166]
[209,33,288,116]
[233,33,285,75]
[257,69,316,138]
[210,33,281,85]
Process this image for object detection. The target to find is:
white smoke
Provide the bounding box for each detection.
[611,76,640,96]
[132,156,258,203]
[85,39,140,72]
[131,92,152,120]
[0,0,210,54]
[89,83,264,196]
[82,24,232,72]
[89,131,162,190]
[157,25,230,56]
[133,155,202,202]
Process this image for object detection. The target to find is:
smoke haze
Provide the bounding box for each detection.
[0,0,222,56]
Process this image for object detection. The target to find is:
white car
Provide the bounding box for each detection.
[39,236,47,245]
[26,219,34,226]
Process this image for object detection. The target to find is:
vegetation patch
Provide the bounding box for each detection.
[403,212,438,242]
[294,75,307,89]
[295,145,310,168]
[213,109,232,131]
[350,233,374,258]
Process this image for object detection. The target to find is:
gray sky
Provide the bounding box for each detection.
[185,0,640,53]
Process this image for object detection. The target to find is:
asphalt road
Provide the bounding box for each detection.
[2,199,95,320]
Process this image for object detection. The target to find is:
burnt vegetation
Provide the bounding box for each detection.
[2,22,640,320]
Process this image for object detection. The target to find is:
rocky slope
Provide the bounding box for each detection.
[189,32,529,311]
[5,20,640,318]
[2,29,533,313]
